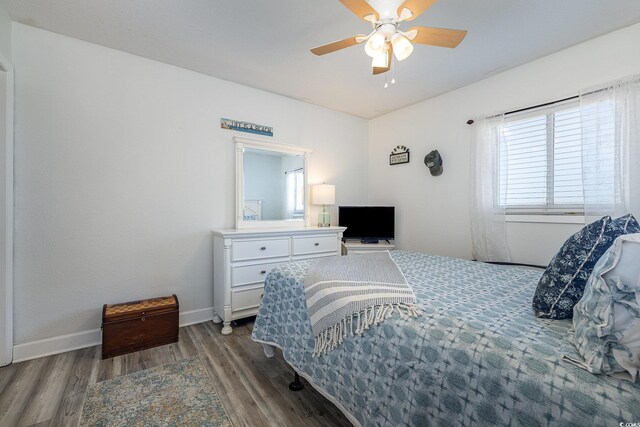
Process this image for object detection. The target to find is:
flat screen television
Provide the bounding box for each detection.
[338,206,394,243]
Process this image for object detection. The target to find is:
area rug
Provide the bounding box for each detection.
[80,357,231,427]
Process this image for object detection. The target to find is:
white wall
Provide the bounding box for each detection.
[0,5,12,366]
[369,23,640,265]
[0,7,10,61]
[12,24,368,350]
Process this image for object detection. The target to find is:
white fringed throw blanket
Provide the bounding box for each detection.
[304,252,419,356]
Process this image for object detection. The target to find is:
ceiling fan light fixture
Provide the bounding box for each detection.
[364,31,386,58]
[309,0,466,76]
[371,50,389,68]
[391,33,413,61]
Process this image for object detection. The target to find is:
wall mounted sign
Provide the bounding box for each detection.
[389,145,410,165]
[221,118,273,137]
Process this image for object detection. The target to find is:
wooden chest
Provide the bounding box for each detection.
[101,294,179,359]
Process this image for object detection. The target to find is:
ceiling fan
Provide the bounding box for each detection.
[311,0,467,76]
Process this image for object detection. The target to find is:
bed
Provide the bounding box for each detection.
[251,251,640,426]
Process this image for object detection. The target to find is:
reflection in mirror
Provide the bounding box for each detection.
[235,136,312,229]
[243,148,305,221]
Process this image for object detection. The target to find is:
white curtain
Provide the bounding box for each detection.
[580,75,640,220]
[470,115,511,262]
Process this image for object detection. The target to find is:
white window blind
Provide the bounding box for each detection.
[499,113,548,207]
[553,107,584,206]
[497,102,615,212]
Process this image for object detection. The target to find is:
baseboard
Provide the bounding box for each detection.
[179,306,215,327]
[12,306,216,363]
[13,329,102,363]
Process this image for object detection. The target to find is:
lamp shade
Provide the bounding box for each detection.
[311,184,335,205]
[364,32,386,58]
[391,33,413,61]
[371,50,389,68]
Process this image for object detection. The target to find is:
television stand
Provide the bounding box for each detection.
[360,238,379,244]
[343,240,395,255]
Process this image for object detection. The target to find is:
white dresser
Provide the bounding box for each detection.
[212,227,345,334]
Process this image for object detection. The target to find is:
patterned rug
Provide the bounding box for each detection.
[80,357,231,427]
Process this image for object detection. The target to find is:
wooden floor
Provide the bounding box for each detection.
[0,320,351,427]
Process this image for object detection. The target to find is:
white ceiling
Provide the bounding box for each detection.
[2,0,640,118]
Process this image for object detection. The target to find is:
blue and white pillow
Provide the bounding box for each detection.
[565,233,640,381]
[615,213,640,233]
[532,214,640,319]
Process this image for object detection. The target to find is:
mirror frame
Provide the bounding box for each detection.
[234,136,312,229]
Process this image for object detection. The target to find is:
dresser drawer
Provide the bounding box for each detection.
[232,238,290,261]
[231,262,283,287]
[231,286,264,312]
[292,235,338,256]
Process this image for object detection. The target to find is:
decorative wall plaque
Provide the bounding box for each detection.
[389,145,410,165]
[221,118,273,137]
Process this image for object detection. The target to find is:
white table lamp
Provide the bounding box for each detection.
[312,184,335,227]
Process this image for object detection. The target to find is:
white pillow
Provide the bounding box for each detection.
[566,233,640,381]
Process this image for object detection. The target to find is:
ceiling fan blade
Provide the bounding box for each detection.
[311,35,365,56]
[372,65,390,75]
[397,0,437,21]
[409,26,467,48]
[400,29,418,41]
[355,29,376,44]
[372,45,392,75]
[339,0,379,22]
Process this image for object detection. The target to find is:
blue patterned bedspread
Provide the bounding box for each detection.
[251,251,640,426]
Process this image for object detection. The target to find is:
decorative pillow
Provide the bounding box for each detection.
[565,233,640,381]
[617,213,640,233]
[532,214,639,319]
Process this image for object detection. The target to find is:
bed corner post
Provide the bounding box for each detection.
[289,372,304,391]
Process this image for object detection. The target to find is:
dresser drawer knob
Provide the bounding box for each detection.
[260,270,267,274]
[314,242,320,246]
[260,246,266,251]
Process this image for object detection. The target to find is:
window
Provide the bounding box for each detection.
[286,170,305,217]
[497,101,615,212]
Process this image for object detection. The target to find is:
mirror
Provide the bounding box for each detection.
[234,137,312,228]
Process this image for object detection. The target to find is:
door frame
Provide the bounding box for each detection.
[0,50,13,366]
